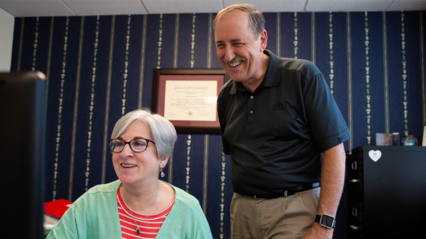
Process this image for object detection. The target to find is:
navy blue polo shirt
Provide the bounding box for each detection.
[217,50,351,195]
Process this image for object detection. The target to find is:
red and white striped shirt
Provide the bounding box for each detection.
[117,188,175,239]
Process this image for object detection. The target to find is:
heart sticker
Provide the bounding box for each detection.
[368,150,382,162]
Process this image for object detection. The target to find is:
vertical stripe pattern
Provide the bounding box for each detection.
[276,13,280,57]
[219,152,226,239]
[294,13,299,59]
[207,13,213,68]
[365,12,372,145]
[185,13,197,193]
[157,14,163,69]
[203,135,209,214]
[347,13,353,153]
[138,15,147,108]
[190,14,196,68]
[85,16,100,191]
[69,16,85,200]
[401,12,409,136]
[45,17,54,112]
[329,12,335,97]
[173,14,179,69]
[32,17,39,71]
[185,135,191,192]
[102,16,116,184]
[383,12,390,133]
[53,17,69,201]
[122,15,131,115]
[169,14,180,184]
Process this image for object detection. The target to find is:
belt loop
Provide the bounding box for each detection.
[283,196,288,216]
[284,190,288,198]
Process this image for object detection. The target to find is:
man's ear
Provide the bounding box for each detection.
[260,29,268,52]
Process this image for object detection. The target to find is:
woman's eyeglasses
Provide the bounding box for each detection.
[108,138,155,153]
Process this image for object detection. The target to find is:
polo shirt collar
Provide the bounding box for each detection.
[230,81,247,94]
[229,49,280,95]
[262,49,280,87]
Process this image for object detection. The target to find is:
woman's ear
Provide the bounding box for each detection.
[159,156,169,178]
[159,156,170,168]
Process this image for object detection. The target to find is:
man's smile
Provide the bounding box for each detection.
[223,56,246,68]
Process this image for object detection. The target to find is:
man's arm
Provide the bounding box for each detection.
[302,143,346,239]
[217,83,231,155]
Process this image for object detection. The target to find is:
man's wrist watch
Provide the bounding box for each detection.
[315,214,336,229]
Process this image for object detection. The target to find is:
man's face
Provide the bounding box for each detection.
[214,10,266,84]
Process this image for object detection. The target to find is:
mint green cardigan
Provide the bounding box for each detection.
[46,180,213,239]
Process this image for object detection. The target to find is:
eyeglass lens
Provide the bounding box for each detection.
[109,138,148,153]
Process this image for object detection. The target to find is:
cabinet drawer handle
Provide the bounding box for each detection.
[349,179,360,183]
[349,225,360,230]
[351,161,357,170]
[352,207,358,217]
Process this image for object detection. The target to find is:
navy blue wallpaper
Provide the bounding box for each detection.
[11,11,426,239]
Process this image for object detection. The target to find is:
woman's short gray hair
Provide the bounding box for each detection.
[213,4,265,39]
[111,109,177,161]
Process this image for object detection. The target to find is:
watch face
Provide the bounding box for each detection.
[321,214,335,228]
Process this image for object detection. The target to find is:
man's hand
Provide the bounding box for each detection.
[301,223,333,239]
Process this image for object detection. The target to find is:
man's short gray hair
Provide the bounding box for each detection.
[213,4,265,39]
[111,109,177,161]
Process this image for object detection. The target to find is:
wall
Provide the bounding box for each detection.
[0,8,14,71]
[11,11,426,239]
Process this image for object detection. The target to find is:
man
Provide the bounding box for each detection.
[214,4,352,239]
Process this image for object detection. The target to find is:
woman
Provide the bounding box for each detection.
[47,109,213,239]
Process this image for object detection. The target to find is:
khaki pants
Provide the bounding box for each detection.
[230,188,320,239]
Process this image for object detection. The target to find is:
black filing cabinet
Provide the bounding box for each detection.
[346,146,426,239]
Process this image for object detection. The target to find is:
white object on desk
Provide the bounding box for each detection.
[44,214,59,230]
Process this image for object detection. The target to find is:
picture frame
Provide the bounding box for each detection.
[152,68,230,134]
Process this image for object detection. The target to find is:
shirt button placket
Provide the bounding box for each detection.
[248,95,255,123]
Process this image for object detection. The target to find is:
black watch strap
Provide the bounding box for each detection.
[315,214,336,229]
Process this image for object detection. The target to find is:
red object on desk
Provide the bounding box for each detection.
[44,199,73,219]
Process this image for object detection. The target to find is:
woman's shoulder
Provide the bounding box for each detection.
[73,180,121,205]
[85,180,121,194]
[168,184,200,206]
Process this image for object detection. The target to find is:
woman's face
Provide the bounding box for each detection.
[112,121,164,186]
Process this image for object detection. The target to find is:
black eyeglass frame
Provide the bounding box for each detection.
[108,137,156,153]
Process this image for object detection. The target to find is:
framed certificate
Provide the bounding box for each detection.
[152,68,230,134]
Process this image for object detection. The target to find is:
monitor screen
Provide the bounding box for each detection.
[0,71,46,239]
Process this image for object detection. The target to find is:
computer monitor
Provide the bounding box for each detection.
[0,71,46,239]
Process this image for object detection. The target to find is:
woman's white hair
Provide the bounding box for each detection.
[111,108,177,161]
